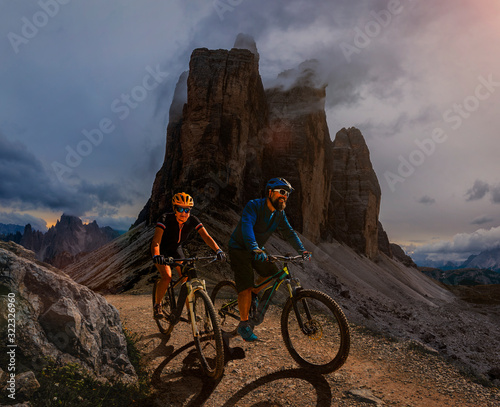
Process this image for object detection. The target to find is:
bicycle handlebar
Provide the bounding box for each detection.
[152,255,218,267]
[171,256,217,263]
[267,254,306,262]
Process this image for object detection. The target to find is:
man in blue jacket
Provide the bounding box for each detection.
[228,177,311,341]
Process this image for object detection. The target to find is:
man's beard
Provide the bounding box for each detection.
[271,196,287,211]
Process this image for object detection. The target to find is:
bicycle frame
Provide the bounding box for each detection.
[249,256,303,325]
[164,258,213,336]
[212,253,350,373]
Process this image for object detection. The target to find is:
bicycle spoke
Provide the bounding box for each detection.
[210,281,240,335]
[152,279,175,336]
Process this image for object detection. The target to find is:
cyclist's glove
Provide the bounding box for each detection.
[216,249,226,262]
[300,250,312,261]
[153,255,164,264]
[253,249,268,262]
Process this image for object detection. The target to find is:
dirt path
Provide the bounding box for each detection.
[106,293,500,407]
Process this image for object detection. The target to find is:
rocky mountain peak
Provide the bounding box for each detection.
[58,213,82,226]
[460,246,500,271]
[20,215,120,268]
[136,37,387,258]
[233,33,259,61]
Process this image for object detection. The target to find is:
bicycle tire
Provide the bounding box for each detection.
[281,289,350,373]
[152,279,175,336]
[192,289,225,379]
[210,280,240,336]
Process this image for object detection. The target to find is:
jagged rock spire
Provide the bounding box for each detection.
[136,37,386,257]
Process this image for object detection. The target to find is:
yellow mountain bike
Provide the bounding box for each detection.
[152,256,224,380]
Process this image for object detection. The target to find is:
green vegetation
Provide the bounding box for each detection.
[1,327,153,406]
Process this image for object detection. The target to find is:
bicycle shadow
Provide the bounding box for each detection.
[149,339,222,406]
[148,332,331,407]
[145,330,244,403]
[221,368,332,407]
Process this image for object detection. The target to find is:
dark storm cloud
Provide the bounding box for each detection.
[0,133,132,216]
[464,180,500,204]
[418,195,435,205]
[414,226,500,259]
[490,184,500,204]
[196,0,415,116]
[465,180,490,201]
[0,211,47,232]
[471,215,494,225]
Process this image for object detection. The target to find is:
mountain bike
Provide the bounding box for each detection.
[210,254,350,374]
[152,255,224,379]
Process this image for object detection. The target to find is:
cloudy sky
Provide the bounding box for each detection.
[2,0,500,264]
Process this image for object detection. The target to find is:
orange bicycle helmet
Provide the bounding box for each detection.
[172,192,194,208]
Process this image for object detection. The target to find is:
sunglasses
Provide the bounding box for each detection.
[175,206,191,213]
[273,189,290,197]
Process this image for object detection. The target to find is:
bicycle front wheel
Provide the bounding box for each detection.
[192,289,224,380]
[152,279,175,336]
[281,289,350,374]
[210,280,240,336]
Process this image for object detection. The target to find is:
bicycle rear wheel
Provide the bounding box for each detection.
[210,280,240,336]
[152,279,175,336]
[192,289,225,380]
[281,289,350,373]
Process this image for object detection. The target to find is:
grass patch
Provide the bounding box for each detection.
[1,326,153,406]
[33,361,145,406]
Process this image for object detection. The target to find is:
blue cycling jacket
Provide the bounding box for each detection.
[229,198,305,253]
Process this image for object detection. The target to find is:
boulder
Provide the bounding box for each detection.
[0,241,136,384]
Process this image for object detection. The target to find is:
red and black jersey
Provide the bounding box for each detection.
[156,212,203,254]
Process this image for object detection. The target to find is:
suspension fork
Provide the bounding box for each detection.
[186,278,208,338]
[286,277,312,332]
[183,280,199,338]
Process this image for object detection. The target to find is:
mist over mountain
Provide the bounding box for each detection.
[135,34,391,260]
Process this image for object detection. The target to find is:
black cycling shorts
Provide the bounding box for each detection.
[229,247,279,293]
[162,245,185,260]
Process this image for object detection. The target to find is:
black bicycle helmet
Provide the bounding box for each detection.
[265,177,294,193]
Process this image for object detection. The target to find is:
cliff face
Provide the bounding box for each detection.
[20,214,120,268]
[137,36,387,258]
[329,127,382,259]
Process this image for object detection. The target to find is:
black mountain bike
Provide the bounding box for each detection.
[210,254,350,374]
[152,256,224,379]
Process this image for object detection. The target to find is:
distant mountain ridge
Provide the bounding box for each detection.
[415,246,500,281]
[18,214,120,268]
[420,267,500,286]
[459,247,500,271]
[0,223,25,235]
